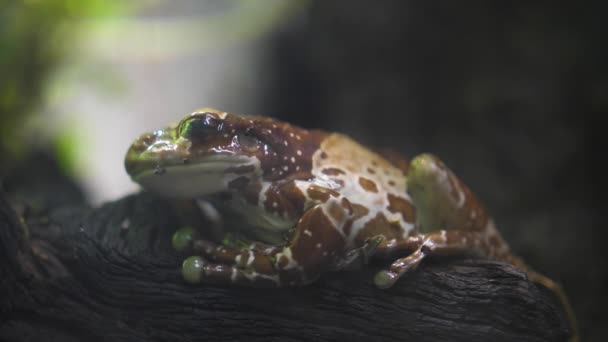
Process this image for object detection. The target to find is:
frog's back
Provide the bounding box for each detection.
[308,133,416,247]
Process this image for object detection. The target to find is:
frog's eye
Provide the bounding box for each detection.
[236,130,262,153]
[178,113,220,139]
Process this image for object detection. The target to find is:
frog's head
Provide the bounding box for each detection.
[125,108,325,198]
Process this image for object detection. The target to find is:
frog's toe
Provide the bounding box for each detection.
[182,256,206,284]
[374,270,398,289]
[172,226,196,252]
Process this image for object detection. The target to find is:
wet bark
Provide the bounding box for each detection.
[0,155,571,341]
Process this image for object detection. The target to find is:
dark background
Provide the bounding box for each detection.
[1,1,606,340]
[263,1,607,340]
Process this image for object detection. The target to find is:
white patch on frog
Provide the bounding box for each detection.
[428,160,466,209]
[293,171,344,210]
[241,270,280,285]
[292,181,314,210]
[456,184,466,208]
[246,251,255,266]
[318,198,347,238]
[135,155,255,198]
[275,247,300,270]
[257,181,272,208]
[222,155,263,188]
[145,136,191,155]
[483,220,509,256]
[308,134,415,249]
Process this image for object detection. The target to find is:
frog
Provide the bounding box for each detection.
[124,108,575,333]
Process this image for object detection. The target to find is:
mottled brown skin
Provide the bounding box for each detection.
[125,109,577,338]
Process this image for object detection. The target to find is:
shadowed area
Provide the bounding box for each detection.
[0,154,571,342]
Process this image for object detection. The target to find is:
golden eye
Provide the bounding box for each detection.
[236,132,261,152]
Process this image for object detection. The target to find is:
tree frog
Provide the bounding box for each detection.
[124,108,568,293]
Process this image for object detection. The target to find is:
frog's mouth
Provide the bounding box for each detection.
[125,132,259,198]
[129,156,257,198]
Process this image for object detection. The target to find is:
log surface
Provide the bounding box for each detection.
[0,186,571,342]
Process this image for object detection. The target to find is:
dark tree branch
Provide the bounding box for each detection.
[0,189,571,342]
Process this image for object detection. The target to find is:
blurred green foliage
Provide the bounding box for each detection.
[0,0,127,163]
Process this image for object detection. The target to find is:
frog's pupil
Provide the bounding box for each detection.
[180,115,218,139]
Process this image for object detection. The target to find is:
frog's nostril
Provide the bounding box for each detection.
[129,133,156,154]
[141,133,155,143]
[130,142,147,155]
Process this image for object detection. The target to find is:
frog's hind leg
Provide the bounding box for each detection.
[381,154,579,340]
[374,229,487,288]
[406,153,492,234]
[374,153,507,287]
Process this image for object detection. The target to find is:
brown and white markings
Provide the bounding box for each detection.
[125,108,576,337]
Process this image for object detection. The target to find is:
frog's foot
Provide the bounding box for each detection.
[374,230,486,289]
[178,235,291,286]
[181,254,285,287]
[329,235,385,271]
[182,241,320,286]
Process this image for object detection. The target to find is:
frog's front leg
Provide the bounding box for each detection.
[182,199,349,287]
[191,238,281,265]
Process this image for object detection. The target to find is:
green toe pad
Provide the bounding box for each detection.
[182,256,205,284]
[374,270,397,289]
[172,226,195,252]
